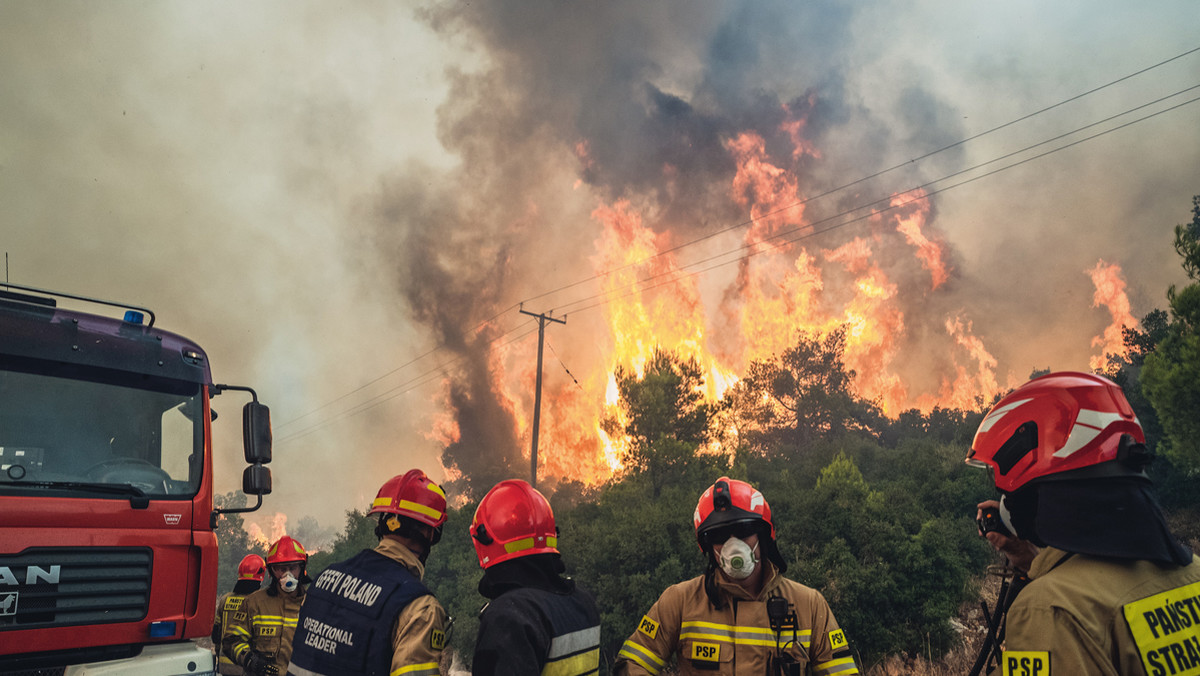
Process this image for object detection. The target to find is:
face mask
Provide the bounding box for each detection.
[717,536,759,580]
[280,572,299,593]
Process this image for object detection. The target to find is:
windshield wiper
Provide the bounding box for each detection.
[0,480,151,508]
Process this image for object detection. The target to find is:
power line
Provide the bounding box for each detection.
[553,85,1200,317]
[517,44,1200,309]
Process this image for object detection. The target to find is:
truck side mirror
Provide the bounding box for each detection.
[243,464,272,496]
[242,402,272,464]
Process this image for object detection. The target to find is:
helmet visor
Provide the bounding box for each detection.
[699,521,762,547]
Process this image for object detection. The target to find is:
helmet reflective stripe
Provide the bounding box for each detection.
[398,499,444,522]
[1054,408,1131,458]
[503,535,559,554]
[368,469,448,529]
[471,479,559,568]
[976,398,1033,435]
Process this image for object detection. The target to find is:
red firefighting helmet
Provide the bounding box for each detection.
[693,477,776,549]
[237,554,266,582]
[369,469,448,529]
[266,535,307,566]
[967,371,1145,493]
[470,479,558,569]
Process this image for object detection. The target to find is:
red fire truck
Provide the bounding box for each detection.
[0,284,273,674]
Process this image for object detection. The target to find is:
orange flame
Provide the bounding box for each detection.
[244,512,287,547]
[726,131,805,246]
[891,191,949,289]
[449,119,1023,486]
[1087,260,1138,371]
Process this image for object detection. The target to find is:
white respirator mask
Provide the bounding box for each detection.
[717,536,759,580]
[279,573,299,593]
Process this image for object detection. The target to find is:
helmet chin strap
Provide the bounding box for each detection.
[998,495,1019,539]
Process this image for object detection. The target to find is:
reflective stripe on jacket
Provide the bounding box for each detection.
[615,564,858,676]
[215,592,248,675]
[473,585,601,676]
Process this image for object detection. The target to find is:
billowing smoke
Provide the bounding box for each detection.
[361,1,975,493]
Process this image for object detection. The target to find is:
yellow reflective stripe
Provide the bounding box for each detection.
[548,626,601,658]
[503,535,557,554]
[373,497,392,508]
[542,649,600,676]
[398,499,444,521]
[427,482,446,499]
[251,614,299,627]
[814,656,859,674]
[618,640,664,674]
[680,621,808,647]
[392,662,440,676]
[229,625,251,638]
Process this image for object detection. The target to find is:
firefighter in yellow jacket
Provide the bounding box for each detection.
[967,372,1200,675]
[213,554,267,675]
[223,536,309,676]
[616,477,859,676]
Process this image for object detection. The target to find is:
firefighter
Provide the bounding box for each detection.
[967,371,1200,675]
[286,469,448,676]
[213,554,267,675]
[224,535,310,676]
[470,479,601,675]
[615,477,859,676]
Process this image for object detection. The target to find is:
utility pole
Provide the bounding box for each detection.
[520,307,566,488]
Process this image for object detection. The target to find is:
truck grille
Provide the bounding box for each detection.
[0,547,151,631]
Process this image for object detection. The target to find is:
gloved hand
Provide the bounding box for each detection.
[244,651,279,676]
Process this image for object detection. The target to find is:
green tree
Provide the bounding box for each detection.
[563,477,712,669]
[306,509,377,576]
[608,348,718,497]
[730,328,881,453]
[1143,195,1200,472]
[789,452,990,665]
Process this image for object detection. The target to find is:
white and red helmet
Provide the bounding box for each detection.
[694,477,775,546]
[694,477,787,573]
[967,371,1144,492]
[470,479,559,569]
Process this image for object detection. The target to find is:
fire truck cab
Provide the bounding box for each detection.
[0,284,273,675]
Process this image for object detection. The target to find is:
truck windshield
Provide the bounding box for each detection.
[0,361,203,498]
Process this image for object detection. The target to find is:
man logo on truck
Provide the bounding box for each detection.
[0,565,61,586]
[0,592,17,616]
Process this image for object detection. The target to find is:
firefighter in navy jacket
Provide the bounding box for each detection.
[287,470,449,676]
[470,479,601,676]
